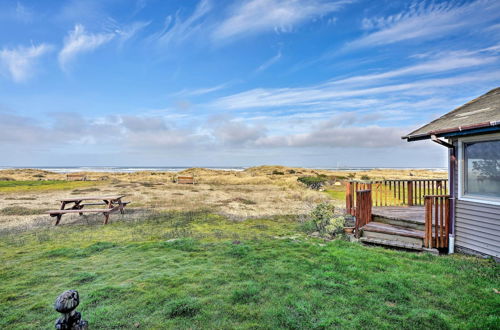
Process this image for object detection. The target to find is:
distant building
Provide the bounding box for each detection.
[403,87,500,258]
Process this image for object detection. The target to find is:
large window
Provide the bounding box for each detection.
[463,139,500,202]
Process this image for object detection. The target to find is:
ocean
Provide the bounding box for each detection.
[0,166,447,173]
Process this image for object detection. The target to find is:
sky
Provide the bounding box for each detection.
[0,0,499,168]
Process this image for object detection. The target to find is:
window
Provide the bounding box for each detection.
[463,139,500,201]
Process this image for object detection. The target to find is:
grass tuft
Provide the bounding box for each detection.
[165,297,200,318]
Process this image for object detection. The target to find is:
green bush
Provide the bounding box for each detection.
[325,216,345,235]
[272,170,285,175]
[310,204,345,235]
[310,202,335,232]
[297,175,327,189]
[360,175,370,180]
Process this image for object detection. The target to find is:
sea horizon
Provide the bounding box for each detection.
[0,165,448,174]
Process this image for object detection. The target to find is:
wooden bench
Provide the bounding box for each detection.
[67,174,87,181]
[176,176,195,184]
[48,208,120,224]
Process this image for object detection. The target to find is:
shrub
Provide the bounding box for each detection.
[272,170,285,175]
[310,202,335,232]
[360,175,370,180]
[0,177,15,181]
[324,216,345,235]
[288,169,296,174]
[297,175,327,190]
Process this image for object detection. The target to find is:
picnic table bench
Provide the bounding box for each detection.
[47,195,129,225]
[176,176,195,184]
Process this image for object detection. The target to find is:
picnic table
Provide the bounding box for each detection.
[47,195,129,225]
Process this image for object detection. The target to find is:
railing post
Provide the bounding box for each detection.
[424,196,431,248]
[346,181,352,215]
[355,190,372,238]
[407,181,413,206]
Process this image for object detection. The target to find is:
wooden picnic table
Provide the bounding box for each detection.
[47,195,128,225]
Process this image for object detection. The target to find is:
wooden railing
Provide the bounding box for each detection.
[424,195,450,249]
[346,179,448,215]
[354,190,372,238]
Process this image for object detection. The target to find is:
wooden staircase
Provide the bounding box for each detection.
[360,219,425,251]
[351,188,450,252]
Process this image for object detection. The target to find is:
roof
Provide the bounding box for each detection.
[403,87,500,141]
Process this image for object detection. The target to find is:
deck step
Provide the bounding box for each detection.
[361,222,424,248]
[372,206,425,230]
[373,215,424,230]
[359,237,423,251]
[362,222,424,238]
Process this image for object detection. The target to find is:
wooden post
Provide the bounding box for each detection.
[346,181,352,215]
[355,190,372,238]
[407,181,413,206]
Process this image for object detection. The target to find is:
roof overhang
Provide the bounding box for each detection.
[403,120,500,142]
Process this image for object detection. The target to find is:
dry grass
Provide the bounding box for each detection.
[0,166,446,232]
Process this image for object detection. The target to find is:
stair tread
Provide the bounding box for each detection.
[362,222,424,239]
[360,237,423,251]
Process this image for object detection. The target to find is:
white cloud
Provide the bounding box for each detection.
[15,1,33,22]
[116,21,151,43]
[58,24,115,71]
[172,83,230,97]
[211,49,500,110]
[329,48,499,85]
[256,50,282,72]
[256,125,408,148]
[350,0,500,49]
[0,43,52,82]
[153,0,212,47]
[212,0,348,41]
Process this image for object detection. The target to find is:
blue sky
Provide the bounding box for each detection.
[0,0,499,167]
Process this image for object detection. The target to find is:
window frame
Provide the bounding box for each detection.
[457,133,500,206]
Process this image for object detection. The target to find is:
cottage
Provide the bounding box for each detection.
[403,87,500,258]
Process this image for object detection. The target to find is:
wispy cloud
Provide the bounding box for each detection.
[115,21,151,43]
[212,48,500,110]
[350,0,500,49]
[15,1,34,22]
[153,0,212,47]
[256,50,282,72]
[212,0,348,41]
[330,47,499,85]
[0,43,52,82]
[58,24,114,71]
[173,83,230,97]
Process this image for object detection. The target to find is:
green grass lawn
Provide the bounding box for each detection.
[0,180,103,193]
[0,211,498,329]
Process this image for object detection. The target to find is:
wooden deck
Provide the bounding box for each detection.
[372,206,424,223]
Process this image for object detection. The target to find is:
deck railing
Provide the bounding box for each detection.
[354,190,372,238]
[346,179,448,215]
[424,195,450,249]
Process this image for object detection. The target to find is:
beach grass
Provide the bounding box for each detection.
[0,211,498,329]
[0,180,103,193]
